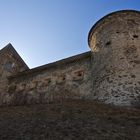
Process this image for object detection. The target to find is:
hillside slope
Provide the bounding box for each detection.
[0,100,140,140]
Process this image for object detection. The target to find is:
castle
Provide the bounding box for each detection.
[0,10,140,107]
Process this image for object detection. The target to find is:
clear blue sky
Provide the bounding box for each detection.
[0,0,140,68]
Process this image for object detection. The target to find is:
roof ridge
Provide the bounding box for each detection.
[9,51,91,79]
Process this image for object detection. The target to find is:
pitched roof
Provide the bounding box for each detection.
[0,43,29,69]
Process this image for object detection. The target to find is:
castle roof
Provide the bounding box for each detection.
[0,43,29,69]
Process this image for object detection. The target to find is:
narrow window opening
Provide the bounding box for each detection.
[105,41,111,46]
[72,70,84,81]
[56,75,66,84]
[133,35,138,38]
[45,78,51,85]
[78,73,82,77]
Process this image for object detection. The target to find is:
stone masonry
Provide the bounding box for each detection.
[0,10,140,107]
[89,10,140,107]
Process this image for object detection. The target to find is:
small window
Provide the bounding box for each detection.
[56,75,66,84]
[44,78,51,86]
[72,69,84,81]
[133,35,138,38]
[105,41,111,46]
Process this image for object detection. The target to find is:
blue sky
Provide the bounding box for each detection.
[0,0,140,68]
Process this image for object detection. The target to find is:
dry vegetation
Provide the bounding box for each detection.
[0,99,140,140]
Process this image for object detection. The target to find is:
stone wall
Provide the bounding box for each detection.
[0,10,140,107]
[88,10,140,107]
[7,52,92,106]
[0,44,29,105]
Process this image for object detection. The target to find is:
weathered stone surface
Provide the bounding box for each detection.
[0,43,29,105]
[88,10,140,107]
[0,10,140,107]
[6,52,92,106]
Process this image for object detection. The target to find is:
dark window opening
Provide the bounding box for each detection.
[72,70,84,81]
[63,77,66,81]
[78,73,82,77]
[133,35,138,38]
[56,75,66,84]
[44,78,51,86]
[48,79,51,83]
[105,41,111,46]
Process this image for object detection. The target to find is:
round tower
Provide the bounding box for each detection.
[88,10,140,107]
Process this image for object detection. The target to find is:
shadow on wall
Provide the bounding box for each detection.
[8,85,81,106]
[131,95,140,108]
